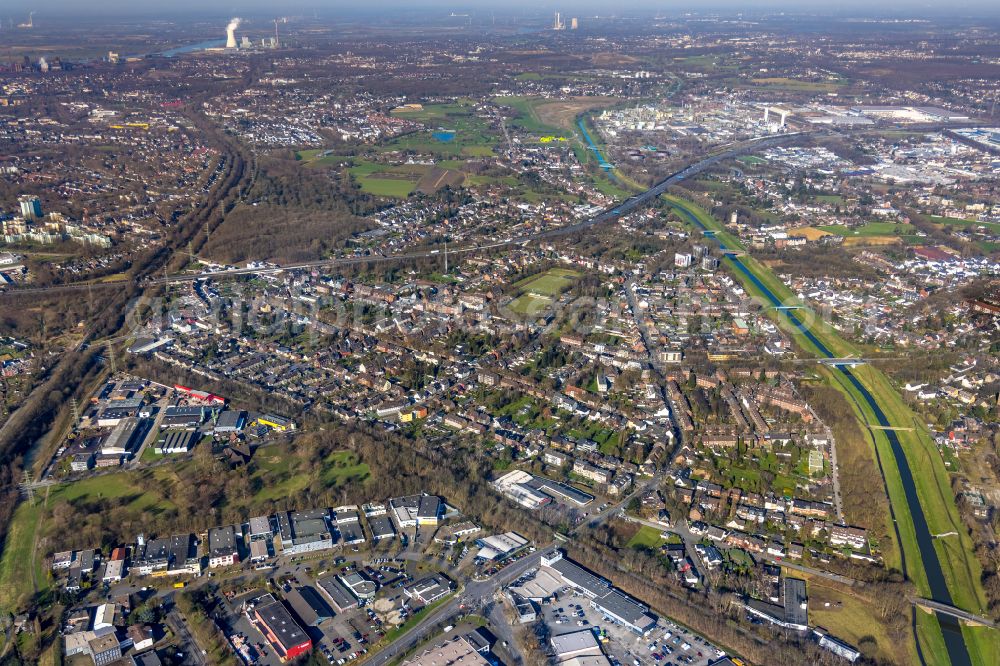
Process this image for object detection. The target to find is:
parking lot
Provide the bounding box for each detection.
[540,590,725,666]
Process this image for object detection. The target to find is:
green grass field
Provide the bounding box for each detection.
[0,502,43,611]
[928,216,1000,233]
[0,450,370,613]
[626,525,665,550]
[355,176,418,197]
[817,222,917,237]
[345,160,428,197]
[927,216,1000,253]
[295,150,353,168]
[508,268,580,316]
[252,450,370,501]
[494,96,569,136]
[814,194,846,205]
[804,573,913,664]
[509,293,552,316]
[512,268,579,295]
[385,102,497,157]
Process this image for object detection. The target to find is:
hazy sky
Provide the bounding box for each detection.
[4,1,1000,19]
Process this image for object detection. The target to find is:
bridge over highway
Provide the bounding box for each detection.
[0,131,810,298]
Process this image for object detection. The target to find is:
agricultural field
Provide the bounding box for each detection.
[748,77,849,92]
[788,226,834,241]
[927,215,1000,234]
[497,96,564,136]
[497,95,619,135]
[817,222,922,246]
[346,159,466,197]
[817,222,918,237]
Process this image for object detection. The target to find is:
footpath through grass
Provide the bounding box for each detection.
[665,193,997,664]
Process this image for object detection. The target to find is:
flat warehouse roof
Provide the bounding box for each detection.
[526,476,594,506]
[784,578,808,627]
[317,575,357,609]
[256,598,308,651]
[368,516,395,537]
[548,557,610,598]
[550,629,600,656]
[294,518,329,538]
[209,525,237,555]
[249,516,272,536]
[339,522,365,543]
[593,589,654,628]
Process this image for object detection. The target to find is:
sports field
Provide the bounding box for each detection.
[508,268,579,315]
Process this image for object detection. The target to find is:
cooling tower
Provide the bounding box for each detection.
[226,18,241,49]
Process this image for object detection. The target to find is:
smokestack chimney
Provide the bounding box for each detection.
[226,18,241,49]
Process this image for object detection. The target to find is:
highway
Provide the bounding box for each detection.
[0,131,810,299]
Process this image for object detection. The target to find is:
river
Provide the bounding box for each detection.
[126,39,226,60]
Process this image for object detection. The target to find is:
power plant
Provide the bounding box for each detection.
[225,17,241,49]
[763,106,789,128]
[18,12,34,29]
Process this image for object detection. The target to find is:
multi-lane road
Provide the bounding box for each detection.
[0,131,809,301]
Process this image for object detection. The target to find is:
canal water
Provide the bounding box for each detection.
[577,119,615,172]
[671,201,972,666]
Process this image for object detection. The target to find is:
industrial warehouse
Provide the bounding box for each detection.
[538,550,657,635]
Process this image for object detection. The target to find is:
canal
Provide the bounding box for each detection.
[577,118,615,174]
[670,200,972,665]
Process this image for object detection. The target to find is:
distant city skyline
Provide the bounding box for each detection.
[3,1,1000,20]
